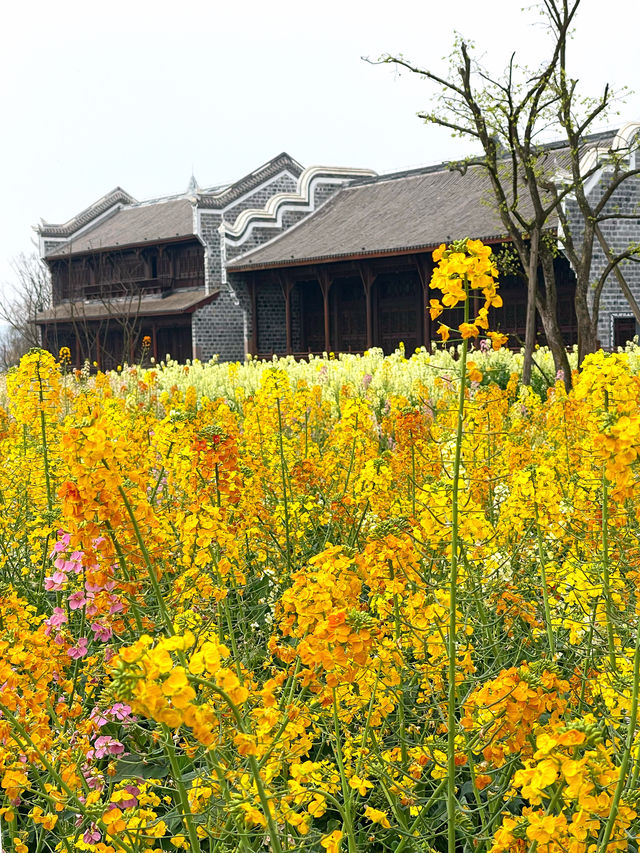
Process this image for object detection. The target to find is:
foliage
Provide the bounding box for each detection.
[378,0,640,382]
[0,253,51,369]
[1,242,640,852]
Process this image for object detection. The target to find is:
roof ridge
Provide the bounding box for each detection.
[198,152,304,209]
[348,128,620,188]
[39,187,137,237]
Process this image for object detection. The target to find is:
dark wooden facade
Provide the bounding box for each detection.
[42,315,193,371]
[244,248,578,358]
[42,238,204,369]
[49,239,204,302]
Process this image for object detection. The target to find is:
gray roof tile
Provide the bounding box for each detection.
[227,135,618,271]
[36,288,216,323]
[47,199,196,257]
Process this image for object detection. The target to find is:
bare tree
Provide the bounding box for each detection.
[377,0,640,385]
[46,247,153,369]
[0,251,52,364]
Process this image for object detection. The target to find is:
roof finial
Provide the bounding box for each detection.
[187,171,199,194]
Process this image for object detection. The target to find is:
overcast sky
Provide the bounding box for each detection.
[1,0,639,295]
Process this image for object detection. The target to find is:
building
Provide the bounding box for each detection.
[36,154,374,368]
[36,125,640,365]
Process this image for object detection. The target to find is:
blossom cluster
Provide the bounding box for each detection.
[0,244,639,852]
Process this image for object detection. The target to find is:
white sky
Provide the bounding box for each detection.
[1,0,639,294]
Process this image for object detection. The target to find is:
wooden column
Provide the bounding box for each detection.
[95,327,101,370]
[358,262,375,349]
[277,272,294,355]
[316,267,333,353]
[414,254,432,348]
[152,325,158,362]
[75,334,81,368]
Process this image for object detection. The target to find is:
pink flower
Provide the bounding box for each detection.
[47,607,68,628]
[90,707,109,727]
[90,702,132,727]
[68,590,87,610]
[44,571,67,591]
[51,533,71,555]
[68,637,89,659]
[93,736,125,759]
[83,825,101,844]
[108,598,124,615]
[111,703,132,721]
[91,623,113,643]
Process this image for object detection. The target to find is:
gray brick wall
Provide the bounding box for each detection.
[224,173,298,225]
[192,280,251,363]
[567,169,640,349]
[193,175,349,361]
[199,211,223,293]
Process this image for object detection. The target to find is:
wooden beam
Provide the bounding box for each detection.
[276,271,295,355]
[413,254,432,349]
[358,262,376,349]
[316,267,333,353]
[230,236,509,274]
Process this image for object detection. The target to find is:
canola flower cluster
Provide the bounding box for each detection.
[0,241,639,852]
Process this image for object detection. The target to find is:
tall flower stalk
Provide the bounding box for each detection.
[429,238,503,853]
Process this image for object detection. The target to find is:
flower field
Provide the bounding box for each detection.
[2,243,640,853]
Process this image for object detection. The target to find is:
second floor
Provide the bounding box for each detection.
[48,239,205,303]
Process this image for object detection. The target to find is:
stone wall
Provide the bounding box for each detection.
[192,282,251,363]
[193,176,349,361]
[567,168,640,349]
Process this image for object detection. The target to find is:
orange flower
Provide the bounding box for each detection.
[459,322,479,340]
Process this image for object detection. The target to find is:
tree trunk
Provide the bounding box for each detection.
[522,235,539,386]
[539,251,572,390]
[575,282,598,365]
[537,302,572,389]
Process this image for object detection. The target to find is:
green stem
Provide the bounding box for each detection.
[163,728,202,853]
[276,397,292,575]
[597,619,640,851]
[332,689,357,853]
[0,703,136,853]
[109,468,174,635]
[533,507,556,658]
[189,675,283,853]
[35,357,53,514]
[392,779,447,853]
[447,315,469,853]
[601,462,617,671]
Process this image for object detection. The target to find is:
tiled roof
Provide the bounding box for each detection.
[39,188,137,238]
[46,199,197,256]
[197,153,304,208]
[227,134,619,271]
[36,289,216,324]
[40,153,305,259]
